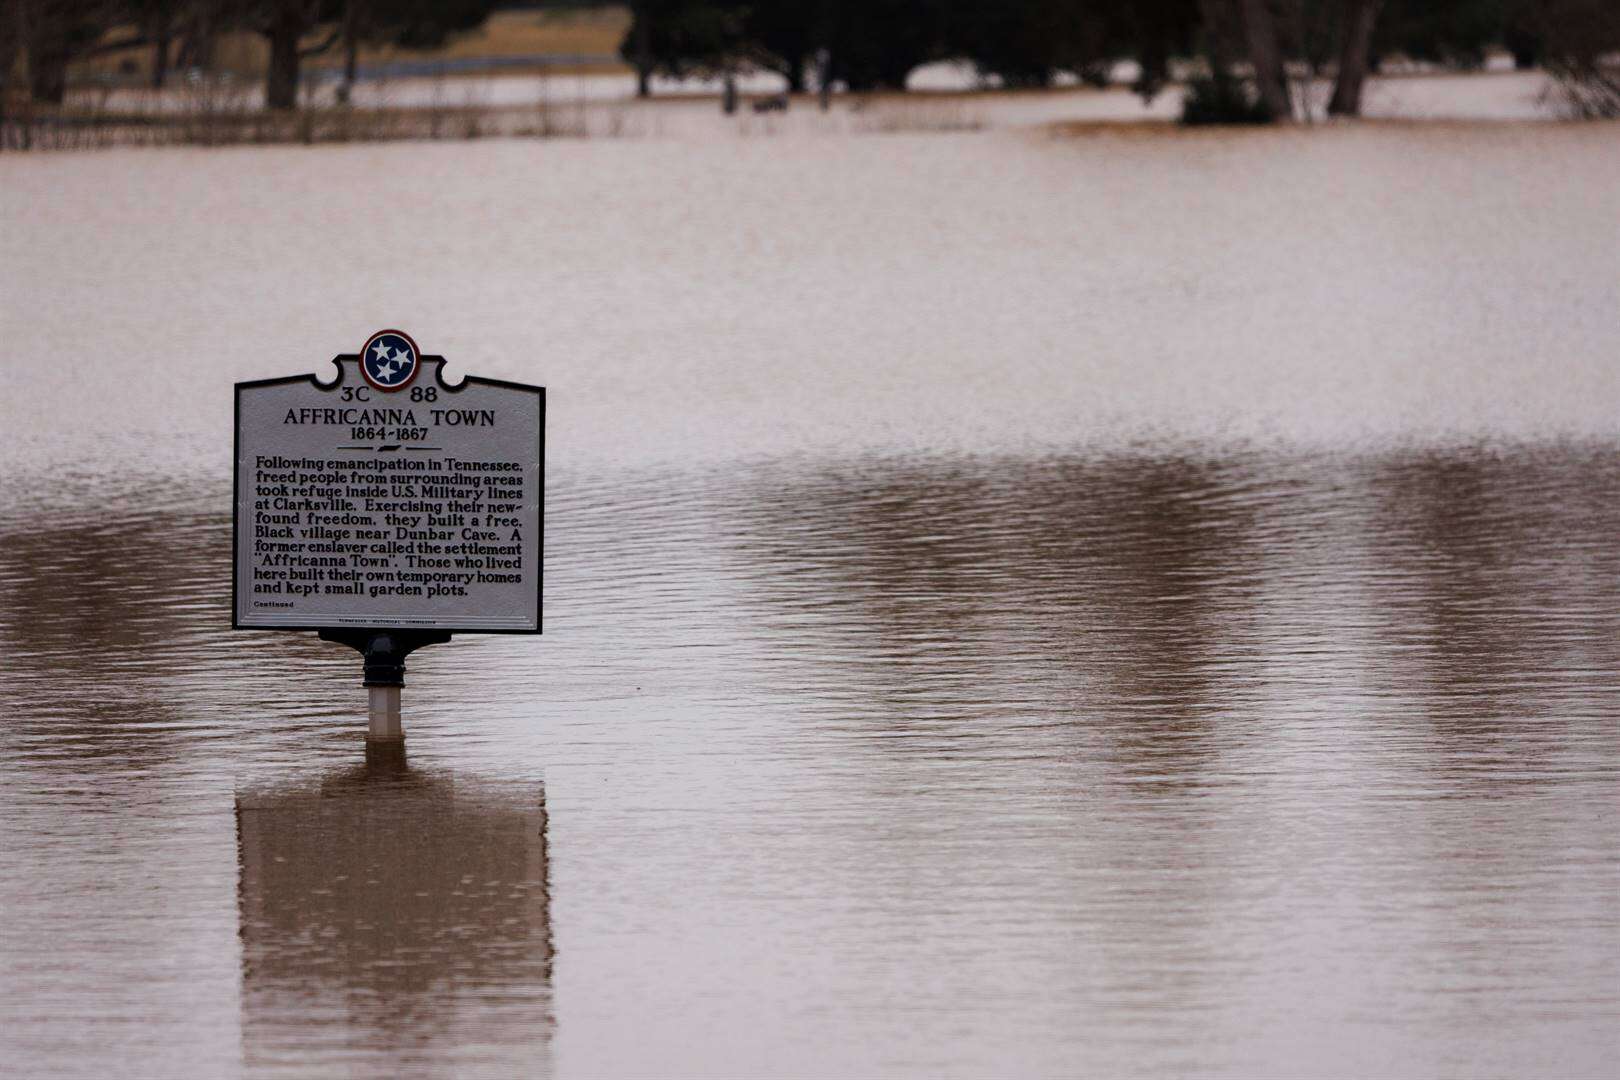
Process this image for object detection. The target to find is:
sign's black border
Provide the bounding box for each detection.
[231,353,544,634]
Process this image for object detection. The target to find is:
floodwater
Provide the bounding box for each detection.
[2,120,1618,1078]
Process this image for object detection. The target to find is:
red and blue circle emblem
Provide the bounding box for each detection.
[360,329,420,392]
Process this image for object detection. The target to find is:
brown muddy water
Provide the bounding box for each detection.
[1,124,1618,1078]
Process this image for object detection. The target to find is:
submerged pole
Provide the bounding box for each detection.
[368,685,402,741]
[319,629,452,744]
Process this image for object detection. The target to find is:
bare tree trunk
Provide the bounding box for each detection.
[633,3,651,98]
[338,0,359,103]
[1327,0,1381,116]
[721,66,736,114]
[0,1,18,147]
[1238,0,1291,119]
[178,0,217,73]
[19,0,68,105]
[28,38,68,104]
[0,0,19,91]
[265,16,301,111]
[1135,38,1169,98]
[1198,0,1238,76]
[341,36,357,98]
[150,1,172,89]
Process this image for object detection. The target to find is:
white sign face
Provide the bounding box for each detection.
[233,336,543,633]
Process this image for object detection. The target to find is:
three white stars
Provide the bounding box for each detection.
[370,339,407,382]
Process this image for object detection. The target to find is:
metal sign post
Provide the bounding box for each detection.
[233,331,544,744]
[317,628,452,742]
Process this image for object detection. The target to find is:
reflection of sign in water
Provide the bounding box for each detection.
[232,336,544,633]
[235,764,553,1073]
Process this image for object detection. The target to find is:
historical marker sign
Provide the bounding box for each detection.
[233,333,544,633]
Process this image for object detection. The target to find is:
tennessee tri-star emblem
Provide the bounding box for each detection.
[360,329,420,392]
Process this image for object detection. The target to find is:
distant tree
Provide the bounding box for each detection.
[336,0,500,100]
[822,0,947,91]
[619,0,738,81]
[114,0,172,88]
[1532,0,1620,117]
[1,0,19,139]
[123,0,235,88]
[1373,0,1503,69]
[742,0,817,92]
[941,0,1199,98]
[624,0,654,96]
[949,0,1096,89]
[619,0,747,91]
[1228,0,1292,118]
[13,0,230,102]
[1119,0,1201,99]
[15,0,261,99]
[250,0,342,110]
[18,0,127,103]
[1367,0,1618,116]
[1192,0,1389,120]
[1500,3,1539,69]
[1327,0,1383,115]
[621,0,950,97]
[170,0,224,73]
[114,0,223,89]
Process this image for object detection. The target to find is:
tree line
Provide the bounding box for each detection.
[621,0,1619,119]
[4,0,1617,119]
[2,0,498,109]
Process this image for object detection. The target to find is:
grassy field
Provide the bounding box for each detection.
[329,5,630,66]
[77,5,632,84]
